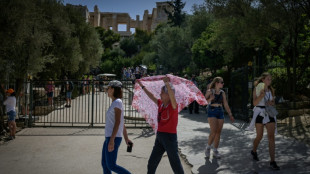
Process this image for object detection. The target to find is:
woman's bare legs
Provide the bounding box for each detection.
[213,119,224,148]
[253,123,264,152]
[266,122,276,162]
[207,117,218,146]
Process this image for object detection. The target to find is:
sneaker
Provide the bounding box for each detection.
[270,161,280,170]
[213,150,221,159]
[251,150,259,161]
[205,148,211,158]
[6,136,14,140]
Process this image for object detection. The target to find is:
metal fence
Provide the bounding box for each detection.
[229,67,251,122]
[1,80,149,128]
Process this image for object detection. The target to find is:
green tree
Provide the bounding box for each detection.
[134,29,153,49]
[0,0,53,90]
[141,51,157,73]
[165,0,186,27]
[203,0,260,69]
[120,37,138,57]
[38,2,103,79]
[151,26,192,74]
[191,29,224,75]
[188,4,214,39]
[0,0,103,84]
[134,28,153,54]
[95,27,120,50]
[203,0,310,97]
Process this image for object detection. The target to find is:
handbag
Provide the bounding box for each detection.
[264,91,278,118]
[265,105,278,118]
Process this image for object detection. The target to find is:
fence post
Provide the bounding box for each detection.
[28,81,33,127]
[91,80,94,127]
[243,67,249,122]
[230,75,235,117]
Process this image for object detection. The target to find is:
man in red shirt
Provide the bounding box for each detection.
[137,76,184,174]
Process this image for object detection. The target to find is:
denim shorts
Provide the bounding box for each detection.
[66,92,72,99]
[207,106,224,119]
[47,92,54,98]
[7,110,16,121]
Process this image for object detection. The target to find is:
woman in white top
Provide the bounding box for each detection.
[101,80,132,174]
[3,88,17,140]
[250,72,280,170]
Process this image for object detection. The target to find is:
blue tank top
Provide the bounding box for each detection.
[210,90,223,104]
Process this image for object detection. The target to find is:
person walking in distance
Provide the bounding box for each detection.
[249,72,280,170]
[101,80,132,174]
[45,79,54,106]
[3,88,17,140]
[63,76,74,108]
[204,77,234,158]
[137,76,184,174]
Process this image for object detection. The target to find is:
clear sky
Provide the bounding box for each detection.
[63,0,205,18]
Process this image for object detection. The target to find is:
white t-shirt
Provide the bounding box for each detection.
[257,91,273,106]
[4,96,16,112]
[105,99,124,138]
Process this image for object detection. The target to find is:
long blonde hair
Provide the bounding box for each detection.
[209,77,223,89]
[254,72,275,96]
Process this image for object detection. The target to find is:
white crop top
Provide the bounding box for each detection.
[257,91,273,106]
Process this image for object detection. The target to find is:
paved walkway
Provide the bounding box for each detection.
[1,109,310,174]
[177,110,310,174]
[0,128,191,174]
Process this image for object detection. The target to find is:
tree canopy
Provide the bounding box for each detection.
[165,0,186,27]
[0,0,103,83]
[0,0,309,98]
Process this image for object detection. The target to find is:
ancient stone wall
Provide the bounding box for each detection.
[86,2,172,36]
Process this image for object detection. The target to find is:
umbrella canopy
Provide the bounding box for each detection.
[97,73,116,77]
[139,64,147,69]
[132,74,208,132]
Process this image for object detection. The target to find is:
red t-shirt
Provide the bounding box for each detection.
[157,99,178,134]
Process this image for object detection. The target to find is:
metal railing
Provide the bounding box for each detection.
[27,80,149,128]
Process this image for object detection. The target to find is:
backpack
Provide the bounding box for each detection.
[69,81,74,91]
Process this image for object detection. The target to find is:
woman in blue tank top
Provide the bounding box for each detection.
[204,77,234,159]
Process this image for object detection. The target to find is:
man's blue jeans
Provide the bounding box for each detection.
[147,132,184,174]
[101,137,131,174]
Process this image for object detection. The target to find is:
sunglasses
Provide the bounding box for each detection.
[219,81,224,84]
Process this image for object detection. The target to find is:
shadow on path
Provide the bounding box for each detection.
[178,112,310,174]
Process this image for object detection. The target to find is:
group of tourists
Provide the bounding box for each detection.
[122,66,147,80]
[101,72,280,173]
[43,76,74,108]
[2,72,279,173]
